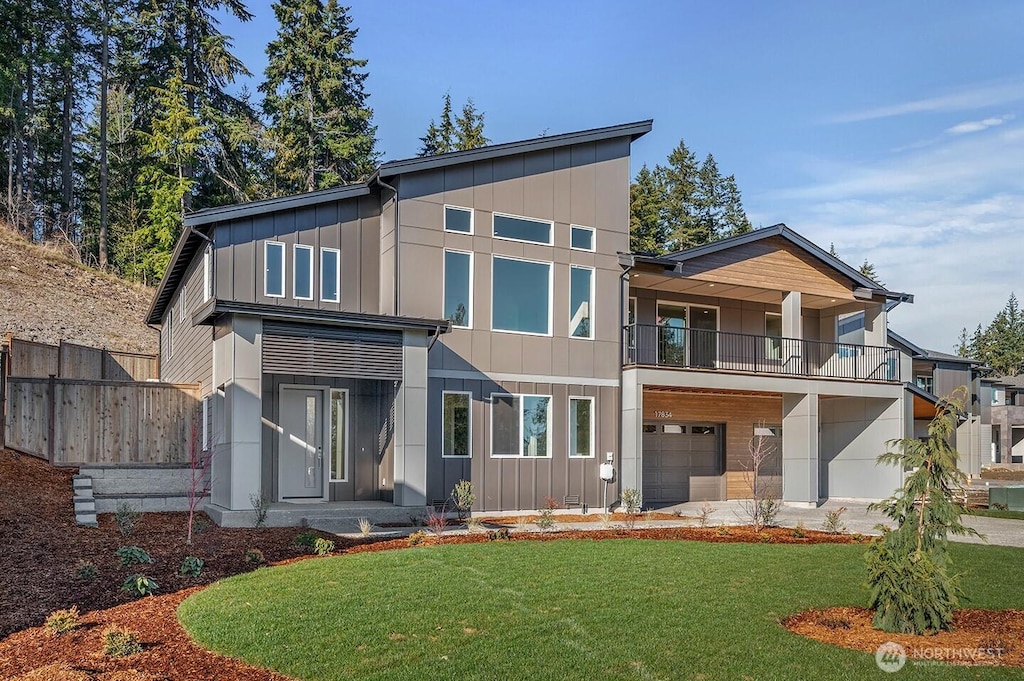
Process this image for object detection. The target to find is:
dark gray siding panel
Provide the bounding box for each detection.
[161,247,213,394]
[262,322,403,380]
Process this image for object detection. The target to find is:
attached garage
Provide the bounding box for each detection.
[642,422,724,505]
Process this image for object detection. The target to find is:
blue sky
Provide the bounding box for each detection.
[221,1,1023,352]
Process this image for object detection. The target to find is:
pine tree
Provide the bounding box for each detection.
[418,93,488,156]
[454,98,487,150]
[828,242,839,258]
[859,260,883,287]
[660,139,700,250]
[629,164,669,254]
[262,0,378,193]
[720,173,752,236]
[979,293,1024,376]
[691,153,723,246]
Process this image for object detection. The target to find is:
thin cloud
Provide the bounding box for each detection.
[827,80,1024,124]
[945,114,1015,135]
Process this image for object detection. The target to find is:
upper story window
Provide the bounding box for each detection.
[444,205,473,234]
[444,250,472,328]
[321,248,340,303]
[491,393,551,458]
[442,391,472,457]
[570,265,593,339]
[202,246,213,302]
[570,225,595,251]
[492,255,551,335]
[264,241,285,298]
[915,374,934,394]
[293,244,313,300]
[493,212,553,245]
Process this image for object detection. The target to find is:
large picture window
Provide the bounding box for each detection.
[493,213,552,245]
[264,241,285,298]
[293,244,313,300]
[442,391,471,457]
[570,265,593,338]
[491,393,551,458]
[444,250,472,328]
[569,396,594,457]
[492,256,551,335]
[321,248,340,303]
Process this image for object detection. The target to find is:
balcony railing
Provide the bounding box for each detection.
[623,324,901,382]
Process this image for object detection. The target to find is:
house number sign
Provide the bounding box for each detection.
[653,410,673,418]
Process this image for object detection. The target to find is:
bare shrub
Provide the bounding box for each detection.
[697,502,715,528]
[738,424,781,532]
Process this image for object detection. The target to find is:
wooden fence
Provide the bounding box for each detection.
[4,376,199,465]
[6,337,158,382]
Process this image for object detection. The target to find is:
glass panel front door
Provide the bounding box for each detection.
[657,304,687,366]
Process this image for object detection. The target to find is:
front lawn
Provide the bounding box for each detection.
[179,539,1024,680]
[970,508,1024,520]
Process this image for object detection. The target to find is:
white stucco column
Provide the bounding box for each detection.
[782,291,802,339]
[620,372,643,504]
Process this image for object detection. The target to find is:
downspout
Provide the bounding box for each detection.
[427,324,444,353]
[375,176,400,316]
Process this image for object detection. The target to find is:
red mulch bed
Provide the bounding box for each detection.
[784,606,1024,667]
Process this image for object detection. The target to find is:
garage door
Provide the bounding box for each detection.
[642,422,724,505]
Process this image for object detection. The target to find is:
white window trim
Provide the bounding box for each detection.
[201,396,210,451]
[444,204,474,235]
[203,246,212,302]
[441,390,473,458]
[264,241,285,298]
[489,392,552,459]
[320,247,341,303]
[329,387,350,482]
[166,308,173,359]
[570,224,596,252]
[569,264,595,340]
[178,286,186,321]
[491,254,554,337]
[655,299,721,331]
[492,211,554,246]
[568,395,595,458]
[293,243,314,301]
[443,249,474,329]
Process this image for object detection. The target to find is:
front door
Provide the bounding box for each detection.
[279,387,325,500]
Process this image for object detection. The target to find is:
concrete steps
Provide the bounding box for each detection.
[72,475,98,527]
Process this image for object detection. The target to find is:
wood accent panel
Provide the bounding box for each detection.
[678,236,856,300]
[643,390,782,500]
[913,393,938,420]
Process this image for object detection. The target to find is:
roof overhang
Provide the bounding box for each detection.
[183,184,371,228]
[193,299,452,336]
[145,225,211,325]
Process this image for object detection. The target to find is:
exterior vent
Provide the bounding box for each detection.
[262,322,403,380]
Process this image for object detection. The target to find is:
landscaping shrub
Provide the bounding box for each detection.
[865,386,980,635]
[313,538,335,556]
[294,531,317,550]
[180,556,204,577]
[465,517,483,533]
[426,505,447,537]
[357,517,373,537]
[45,606,80,635]
[116,546,153,567]
[791,523,806,539]
[408,530,428,546]
[535,497,558,532]
[716,526,732,537]
[102,627,142,657]
[621,488,642,530]
[244,548,266,566]
[487,528,510,541]
[250,491,270,528]
[821,507,847,535]
[75,560,98,580]
[451,480,475,520]
[759,532,772,543]
[114,502,142,538]
[121,574,159,598]
[697,502,715,528]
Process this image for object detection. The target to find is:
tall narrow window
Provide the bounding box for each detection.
[570,225,595,251]
[491,395,520,457]
[444,205,473,234]
[490,393,552,458]
[293,244,313,300]
[330,389,347,481]
[493,213,552,245]
[444,250,472,328]
[264,241,285,297]
[202,396,210,451]
[321,248,340,303]
[442,392,471,457]
[569,397,594,457]
[522,396,550,457]
[203,246,213,302]
[492,256,551,335]
[570,265,593,338]
[765,312,782,360]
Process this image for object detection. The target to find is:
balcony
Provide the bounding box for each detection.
[623,324,901,382]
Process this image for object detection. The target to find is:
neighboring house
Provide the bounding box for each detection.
[146,118,977,524]
[988,376,1024,466]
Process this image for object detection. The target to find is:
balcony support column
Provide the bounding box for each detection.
[782,291,802,338]
[863,302,887,347]
[782,391,819,506]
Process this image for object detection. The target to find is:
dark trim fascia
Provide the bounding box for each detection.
[195,300,452,335]
[888,329,926,357]
[183,184,371,227]
[378,120,653,178]
[618,252,679,270]
[145,225,209,325]
[905,382,939,404]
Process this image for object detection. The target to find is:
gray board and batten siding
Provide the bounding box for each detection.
[160,243,213,394]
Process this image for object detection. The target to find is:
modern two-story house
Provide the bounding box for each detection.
[146,118,965,524]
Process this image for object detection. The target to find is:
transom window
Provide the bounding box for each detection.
[264,241,285,298]
[491,394,551,458]
[570,225,595,251]
[444,250,472,328]
[570,265,593,339]
[492,256,551,335]
[442,391,472,457]
[444,205,473,234]
[569,396,594,457]
[293,244,313,300]
[321,248,340,303]
[493,212,553,245]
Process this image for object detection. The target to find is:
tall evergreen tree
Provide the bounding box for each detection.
[629,164,669,255]
[261,0,378,193]
[418,93,488,156]
[858,260,883,287]
[720,173,752,236]
[660,138,700,250]
[454,98,487,150]
[954,294,1024,375]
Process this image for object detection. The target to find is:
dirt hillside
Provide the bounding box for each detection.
[0,227,158,354]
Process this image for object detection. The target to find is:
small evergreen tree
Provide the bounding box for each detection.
[418,92,487,156]
[865,386,980,634]
[858,260,883,287]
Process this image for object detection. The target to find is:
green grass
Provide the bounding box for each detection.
[178,540,1024,681]
[969,508,1024,520]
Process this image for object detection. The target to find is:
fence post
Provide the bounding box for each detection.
[0,342,7,450]
[47,374,56,463]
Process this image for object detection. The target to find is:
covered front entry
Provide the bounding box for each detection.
[279,386,327,500]
[642,421,724,505]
